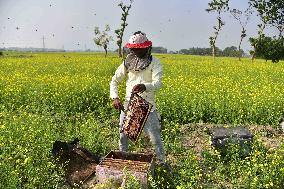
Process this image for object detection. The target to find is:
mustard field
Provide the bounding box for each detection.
[0,52,283,188]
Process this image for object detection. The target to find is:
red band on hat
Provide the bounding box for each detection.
[124,41,152,48]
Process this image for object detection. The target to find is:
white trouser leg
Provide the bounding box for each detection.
[143,111,165,163]
[119,111,128,151]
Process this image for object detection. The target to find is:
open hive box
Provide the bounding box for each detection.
[96,151,155,187]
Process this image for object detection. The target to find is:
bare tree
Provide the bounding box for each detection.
[94,25,113,57]
[230,7,252,60]
[115,0,134,57]
[206,0,230,61]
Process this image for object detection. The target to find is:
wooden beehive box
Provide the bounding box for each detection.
[210,126,253,156]
[96,151,155,188]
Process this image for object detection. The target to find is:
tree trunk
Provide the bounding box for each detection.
[252,24,266,62]
[122,47,125,58]
[118,45,122,57]
[212,44,216,62]
[238,37,243,61]
[104,46,108,57]
[251,50,255,62]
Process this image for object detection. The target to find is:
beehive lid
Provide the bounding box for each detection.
[211,127,253,140]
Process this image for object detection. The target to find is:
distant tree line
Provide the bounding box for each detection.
[178,46,244,57]
[151,46,168,54]
[115,46,245,58]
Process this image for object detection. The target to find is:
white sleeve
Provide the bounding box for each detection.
[144,59,163,91]
[110,63,126,99]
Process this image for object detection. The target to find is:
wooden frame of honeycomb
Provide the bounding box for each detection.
[122,93,153,143]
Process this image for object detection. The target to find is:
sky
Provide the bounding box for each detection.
[0,0,278,52]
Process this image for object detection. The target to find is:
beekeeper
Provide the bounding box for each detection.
[110,31,165,163]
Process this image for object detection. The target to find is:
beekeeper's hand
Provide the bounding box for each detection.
[132,84,146,93]
[112,98,124,111]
